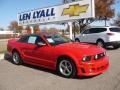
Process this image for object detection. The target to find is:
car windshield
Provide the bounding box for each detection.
[110,28,120,32]
[45,34,72,45]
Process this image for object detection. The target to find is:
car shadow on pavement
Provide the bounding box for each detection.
[106,48,120,51]
[23,63,58,76]
[4,53,97,79]
[4,53,12,62]
[105,46,120,50]
[4,53,59,77]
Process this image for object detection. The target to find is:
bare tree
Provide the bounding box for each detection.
[112,13,120,27]
[9,21,23,33]
[33,25,41,34]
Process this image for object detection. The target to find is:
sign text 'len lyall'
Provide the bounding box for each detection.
[18,0,95,26]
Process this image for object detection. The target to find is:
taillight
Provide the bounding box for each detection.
[107,33,114,36]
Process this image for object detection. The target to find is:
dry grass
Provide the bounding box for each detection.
[0,40,7,54]
[0,45,7,54]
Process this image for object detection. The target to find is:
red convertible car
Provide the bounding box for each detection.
[7,34,109,78]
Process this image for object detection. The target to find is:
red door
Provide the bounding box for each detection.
[30,45,55,69]
[21,35,56,69]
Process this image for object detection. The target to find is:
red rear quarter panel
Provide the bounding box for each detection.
[7,38,20,54]
[7,39,16,52]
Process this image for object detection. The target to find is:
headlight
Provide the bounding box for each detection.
[94,52,106,60]
[94,54,99,60]
[82,56,91,62]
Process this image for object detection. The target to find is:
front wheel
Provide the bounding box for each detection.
[12,51,22,65]
[57,58,77,78]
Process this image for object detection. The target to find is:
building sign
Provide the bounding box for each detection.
[18,0,95,26]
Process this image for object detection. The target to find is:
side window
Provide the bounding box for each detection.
[82,29,90,34]
[89,28,107,34]
[18,36,29,43]
[18,35,46,45]
[89,28,97,33]
[27,36,37,44]
[98,28,107,32]
[35,36,46,44]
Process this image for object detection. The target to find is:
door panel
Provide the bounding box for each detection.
[31,45,55,68]
[79,29,92,43]
[20,35,56,69]
[18,42,36,62]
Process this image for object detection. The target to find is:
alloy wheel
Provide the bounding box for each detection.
[59,60,73,76]
[12,52,21,65]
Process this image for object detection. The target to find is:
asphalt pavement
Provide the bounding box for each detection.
[0,48,120,90]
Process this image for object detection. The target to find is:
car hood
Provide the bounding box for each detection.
[54,42,105,55]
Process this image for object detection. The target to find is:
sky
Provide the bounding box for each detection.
[0,0,120,28]
[0,0,62,28]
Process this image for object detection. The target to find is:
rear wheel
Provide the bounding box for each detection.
[12,51,22,65]
[75,38,80,42]
[97,40,105,48]
[57,58,77,78]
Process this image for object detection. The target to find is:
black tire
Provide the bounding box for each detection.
[113,45,119,49]
[75,38,80,42]
[12,51,22,65]
[97,40,105,48]
[57,58,77,78]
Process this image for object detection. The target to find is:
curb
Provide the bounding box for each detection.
[0,53,4,61]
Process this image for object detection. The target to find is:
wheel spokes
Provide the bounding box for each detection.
[59,60,72,76]
[13,53,19,64]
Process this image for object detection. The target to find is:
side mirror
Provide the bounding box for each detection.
[37,42,46,46]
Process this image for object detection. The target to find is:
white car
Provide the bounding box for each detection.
[75,26,120,48]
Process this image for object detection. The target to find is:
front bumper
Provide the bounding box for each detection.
[77,56,109,76]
